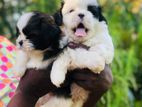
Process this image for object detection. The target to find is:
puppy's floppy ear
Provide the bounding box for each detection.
[97,6,107,23]
[88,5,107,23]
[40,16,61,49]
[53,2,64,26]
[53,11,63,26]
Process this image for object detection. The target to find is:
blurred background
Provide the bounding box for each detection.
[0,0,142,107]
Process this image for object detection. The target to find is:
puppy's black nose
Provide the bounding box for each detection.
[78,14,85,19]
[19,41,23,46]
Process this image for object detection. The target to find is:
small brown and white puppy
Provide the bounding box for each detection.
[41,0,114,107]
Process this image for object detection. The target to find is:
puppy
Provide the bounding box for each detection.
[13,12,62,77]
[49,0,114,106]
[14,12,74,107]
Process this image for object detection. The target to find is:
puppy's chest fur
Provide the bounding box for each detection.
[67,38,96,69]
[26,52,54,69]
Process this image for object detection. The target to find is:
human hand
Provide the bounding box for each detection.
[70,65,113,107]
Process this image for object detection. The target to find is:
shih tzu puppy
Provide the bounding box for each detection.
[47,0,114,106]
[13,12,62,77]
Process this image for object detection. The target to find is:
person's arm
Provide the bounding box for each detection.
[8,65,112,107]
[7,64,57,107]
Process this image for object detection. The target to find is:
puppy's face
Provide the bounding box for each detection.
[16,12,61,51]
[61,0,106,42]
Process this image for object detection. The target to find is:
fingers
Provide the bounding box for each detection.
[71,65,112,81]
[75,80,95,90]
[70,65,113,91]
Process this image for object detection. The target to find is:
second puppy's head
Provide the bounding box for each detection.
[16,12,61,52]
[55,0,107,42]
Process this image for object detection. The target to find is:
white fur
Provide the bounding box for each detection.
[41,97,73,107]
[13,50,29,77]
[62,0,99,42]
[17,12,34,32]
[63,0,98,7]
[16,13,35,51]
[41,96,84,107]
[14,49,54,78]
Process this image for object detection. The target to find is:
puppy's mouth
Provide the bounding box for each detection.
[73,23,88,37]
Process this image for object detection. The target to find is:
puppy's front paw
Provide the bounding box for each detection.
[13,66,26,77]
[51,69,66,87]
[91,63,105,74]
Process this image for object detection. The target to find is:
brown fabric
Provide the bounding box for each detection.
[7,65,112,107]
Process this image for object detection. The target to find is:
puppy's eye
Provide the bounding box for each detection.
[69,9,74,13]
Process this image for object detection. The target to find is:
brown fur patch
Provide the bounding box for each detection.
[71,83,89,102]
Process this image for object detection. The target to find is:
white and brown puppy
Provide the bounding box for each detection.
[13,12,62,77]
[48,0,114,106]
